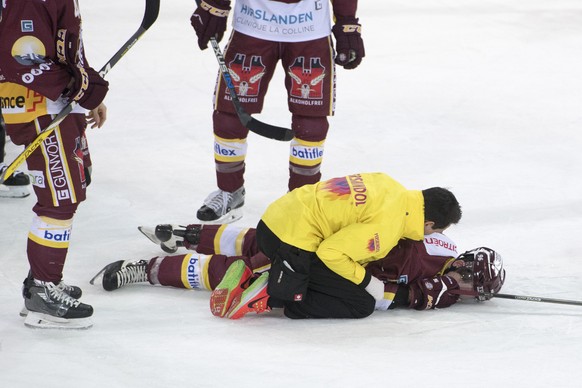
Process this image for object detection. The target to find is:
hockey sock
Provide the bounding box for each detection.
[27,216,72,283]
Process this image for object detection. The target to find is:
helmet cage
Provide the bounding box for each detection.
[449,247,506,301]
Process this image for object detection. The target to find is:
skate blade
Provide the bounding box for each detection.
[0,185,31,198]
[89,264,109,285]
[137,226,179,253]
[24,311,93,330]
[199,208,243,225]
[19,305,28,317]
[138,226,162,244]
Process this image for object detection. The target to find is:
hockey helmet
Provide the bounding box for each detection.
[448,247,506,301]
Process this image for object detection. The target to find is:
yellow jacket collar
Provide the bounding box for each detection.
[402,190,425,240]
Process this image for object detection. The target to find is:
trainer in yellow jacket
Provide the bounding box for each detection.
[262,172,451,286]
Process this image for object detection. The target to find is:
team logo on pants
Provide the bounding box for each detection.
[288,57,326,100]
[228,54,266,98]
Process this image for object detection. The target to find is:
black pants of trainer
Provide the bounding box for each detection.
[256,220,375,319]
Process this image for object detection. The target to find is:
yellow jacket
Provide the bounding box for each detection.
[261,173,425,285]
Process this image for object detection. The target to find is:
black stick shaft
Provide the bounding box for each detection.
[489,293,582,306]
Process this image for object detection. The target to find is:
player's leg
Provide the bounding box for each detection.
[197,31,279,222]
[13,114,93,328]
[283,37,334,191]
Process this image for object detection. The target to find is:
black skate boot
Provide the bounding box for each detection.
[24,280,93,329]
[0,163,31,198]
[196,187,245,223]
[92,259,149,291]
[20,272,83,317]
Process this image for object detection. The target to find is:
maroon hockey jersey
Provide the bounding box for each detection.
[0,0,87,123]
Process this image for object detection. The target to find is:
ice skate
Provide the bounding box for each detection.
[20,273,82,317]
[225,272,271,320]
[0,163,31,198]
[196,187,245,224]
[137,224,201,253]
[90,259,148,291]
[23,280,93,329]
[210,260,253,317]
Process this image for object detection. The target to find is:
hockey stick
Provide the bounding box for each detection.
[193,0,293,142]
[209,37,294,141]
[0,0,160,184]
[486,292,582,307]
[454,289,582,307]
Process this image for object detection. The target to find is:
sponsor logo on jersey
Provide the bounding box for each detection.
[44,133,72,202]
[367,233,380,253]
[424,234,458,256]
[21,20,34,32]
[29,170,45,188]
[239,4,313,25]
[288,57,325,100]
[227,54,265,98]
[186,256,200,289]
[398,275,409,284]
[12,36,47,66]
[291,146,323,160]
[289,140,324,167]
[214,143,237,156]
[321,177,350,199]
[43,228,71,242]
[0,95,25,110]
[348,174,368,206]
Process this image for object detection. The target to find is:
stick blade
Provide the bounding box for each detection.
[247,117,295,141]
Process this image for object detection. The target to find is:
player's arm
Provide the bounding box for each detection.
[56,0,108,110]
[389,276,460,310]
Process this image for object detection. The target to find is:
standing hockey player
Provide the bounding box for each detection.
[190,0,365,222]
[93,223,505,319]
[231,172,463,319]
[1,105,31,198]
[0,0,108,329]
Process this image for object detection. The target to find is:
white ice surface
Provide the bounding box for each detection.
[1,1,582,387]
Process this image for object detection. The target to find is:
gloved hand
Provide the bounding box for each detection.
[332,16,365,69]
[364,276,385,301]
[57,29,108,110]
[409,275,460,310]
[190,0,231,50]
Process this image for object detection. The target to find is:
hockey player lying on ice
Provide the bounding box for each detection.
[93,223,506,320]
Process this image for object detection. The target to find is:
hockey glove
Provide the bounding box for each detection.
[332,16,365,70]
[364,276,385,301]
[409,275,460,310]
[57,29,108,110]
[190,0,231,50]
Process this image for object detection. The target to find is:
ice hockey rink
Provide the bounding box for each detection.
[1,0,582,386]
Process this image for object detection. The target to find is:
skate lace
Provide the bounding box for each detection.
[56,281,75,294]
[117,262,148,287]
[203,190,232,214]
[47,283,81,307]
